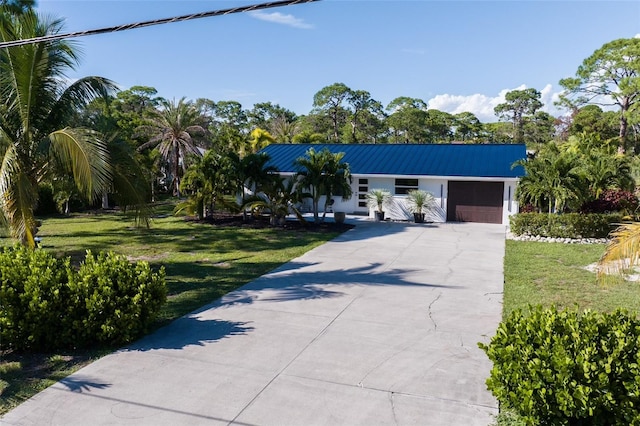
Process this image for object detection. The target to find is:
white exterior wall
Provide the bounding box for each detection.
[503,179,519,227]
[360,175,520,225]
[289,173,520,225]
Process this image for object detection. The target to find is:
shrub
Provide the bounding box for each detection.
[70,251,167,346]
[479,306,640,425]
[509,212,622,238]
[580,189,639,215]
[0,247,166,351]
[0,246,73,351]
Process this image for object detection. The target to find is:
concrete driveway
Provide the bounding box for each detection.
[1,221,506,426]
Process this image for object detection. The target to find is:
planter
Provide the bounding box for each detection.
[334,212,346,224]
[375,211,385,222]
[413,212,425,223]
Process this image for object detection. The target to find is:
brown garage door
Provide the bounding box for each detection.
[446,181,504,224]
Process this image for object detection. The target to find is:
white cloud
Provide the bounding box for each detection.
[427,84,566,122]
[635,33,640,39]
[249,11,314,29]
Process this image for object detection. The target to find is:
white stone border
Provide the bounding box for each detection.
[507,233,608,245]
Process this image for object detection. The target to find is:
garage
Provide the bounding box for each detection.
[446,181,504,224]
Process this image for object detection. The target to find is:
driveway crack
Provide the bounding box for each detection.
[428,292,442,331]
[389,391,398,425]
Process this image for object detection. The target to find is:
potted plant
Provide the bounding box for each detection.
[406,189,435,223]
[366,189,392,221]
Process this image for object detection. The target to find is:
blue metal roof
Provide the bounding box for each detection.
[259,144,526,178]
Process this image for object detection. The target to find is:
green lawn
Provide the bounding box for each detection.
[0,203,342,415]
[503,239,640,316]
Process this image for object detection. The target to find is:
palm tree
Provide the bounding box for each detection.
[138,98,205,197]
[269,115,299,143]
[294,147,351,223]
[226,152,278,221]
[406,189,436,222]
[177,150,233,219]
[515,144,581,214]
[320,151,352,221]
[242,177,305,226]
[0,9,116,246]
[248,128,275,154]
[0,0,34,15]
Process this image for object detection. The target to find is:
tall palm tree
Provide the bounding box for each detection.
[138,98,205,197]
[0,9,116,246]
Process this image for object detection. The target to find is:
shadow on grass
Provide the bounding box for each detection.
[39,218,339,258]
[127,317,254,351]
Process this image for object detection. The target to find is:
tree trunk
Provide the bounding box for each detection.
[619,111,628,154]
[313,198,320,223]
[174,145,181,197]
[101,192,109,209]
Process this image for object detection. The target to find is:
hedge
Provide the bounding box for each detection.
[0,246,166,351]
[480,306,640,425]
[509,213,623,239]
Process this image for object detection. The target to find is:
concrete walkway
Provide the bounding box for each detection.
[2,221,506,426]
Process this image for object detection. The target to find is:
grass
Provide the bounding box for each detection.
[503,239,640,316]
[0,202,343,415]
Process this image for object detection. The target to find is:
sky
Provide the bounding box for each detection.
[36,0,640,122]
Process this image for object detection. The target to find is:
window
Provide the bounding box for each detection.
[359,178,368,184]
[395,178,418,195]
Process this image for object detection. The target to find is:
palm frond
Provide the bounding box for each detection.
[47,76,117,129]
[49,127,111,201]
[108,136,152,227]
[0,157,38,247]
[598,222,640,282]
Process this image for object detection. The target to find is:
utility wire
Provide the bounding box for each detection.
[0,0,321,48]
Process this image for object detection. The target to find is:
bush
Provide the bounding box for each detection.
[580,189,639,215]
[70,251,166,346]
[479,306,640,425]
[509,212,622,238]
[0,247,166,351]
[0,246,74,351]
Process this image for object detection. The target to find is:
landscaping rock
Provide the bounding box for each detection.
[507,232,608,245]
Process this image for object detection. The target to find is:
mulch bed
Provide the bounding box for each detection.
[186,213,356,233]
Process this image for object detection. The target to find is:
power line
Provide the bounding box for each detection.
[0,0,321,48]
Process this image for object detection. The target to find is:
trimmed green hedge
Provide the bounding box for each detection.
[509,213,623,239]
[0,246,166,351]
[480,306,640,425]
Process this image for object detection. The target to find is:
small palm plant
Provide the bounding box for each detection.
[366,189,392,221]
[406,190,435,223]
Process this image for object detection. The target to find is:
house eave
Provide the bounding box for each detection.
[277,171,520,182]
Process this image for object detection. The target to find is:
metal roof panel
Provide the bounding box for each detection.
[259,143,526,178]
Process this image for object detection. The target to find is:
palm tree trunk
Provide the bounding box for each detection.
[174,145,181,197]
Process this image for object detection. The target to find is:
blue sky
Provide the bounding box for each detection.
[37,0,640,122]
